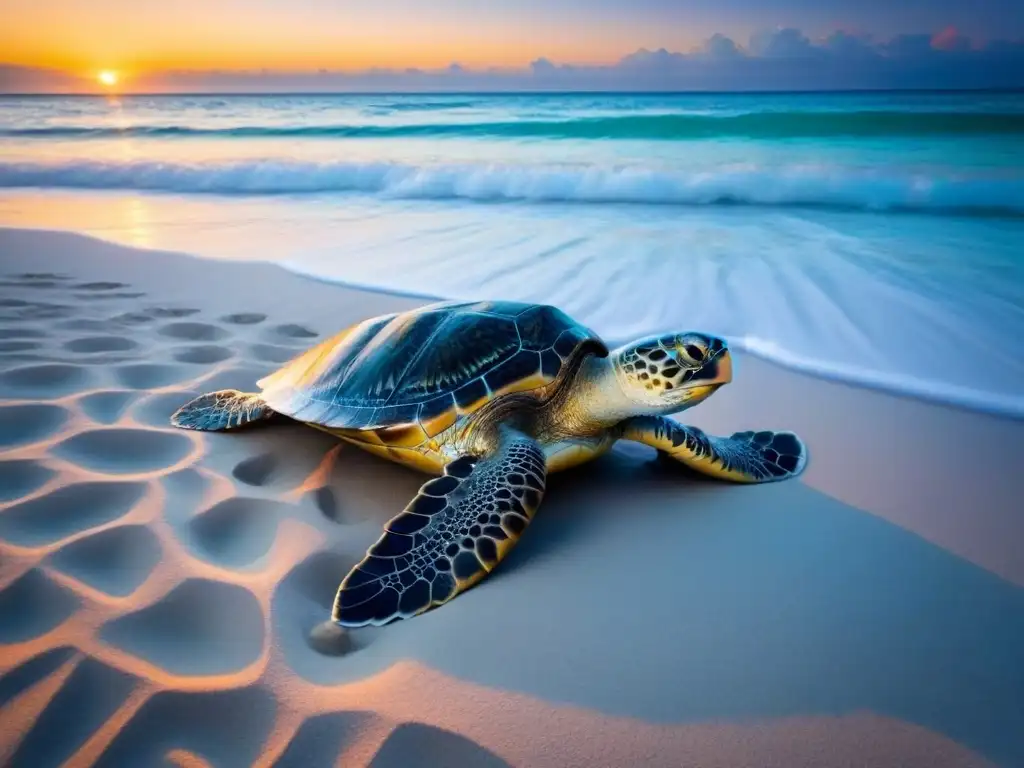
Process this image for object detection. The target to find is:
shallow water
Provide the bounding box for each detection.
[1,92,1022,414]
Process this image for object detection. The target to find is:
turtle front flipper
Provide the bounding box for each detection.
[334,428,547,627]
[617,415,806,483]
[171,390,277,431]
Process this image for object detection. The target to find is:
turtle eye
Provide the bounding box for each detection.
[677,340,707,366]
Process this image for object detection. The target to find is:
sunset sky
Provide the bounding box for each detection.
[2,0,1023,91]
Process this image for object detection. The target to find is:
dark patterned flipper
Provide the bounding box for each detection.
[334,428,547,627]
[618,415,806,483]
[170,390,276,431]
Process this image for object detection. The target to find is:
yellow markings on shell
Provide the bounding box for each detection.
[338,438,394,463]
[421,405,458,437]
[258,324,355,391]
[374,422,429,448]
[490,371,554,399]
[324,425,387,446]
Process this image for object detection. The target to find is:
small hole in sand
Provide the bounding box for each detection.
[307,621,353,656]
[148,307,200,318]
[273,323,318,339]
[232,453,278,486]
[173,345,233,364]
[221,312,266,325]
[158,322,229,342]
[64,336,138,353]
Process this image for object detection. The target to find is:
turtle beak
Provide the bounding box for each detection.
[680,347,732,404]
[693,347,732,387]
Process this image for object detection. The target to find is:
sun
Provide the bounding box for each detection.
[98,70,118,87]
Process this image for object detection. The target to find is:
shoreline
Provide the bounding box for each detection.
[1,226,1022,766]
[6,214,1023,421]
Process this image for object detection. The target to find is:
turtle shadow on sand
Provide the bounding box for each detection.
[397,454,1024,768]
[252,422,1023,765]
[182,404,1021,764]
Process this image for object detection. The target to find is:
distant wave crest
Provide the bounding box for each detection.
[5,111,1024,140]
[3,158,1023,215]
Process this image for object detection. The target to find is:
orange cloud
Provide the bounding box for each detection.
[931,26,971,51]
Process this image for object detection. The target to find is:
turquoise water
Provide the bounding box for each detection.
[1,92,1022,413]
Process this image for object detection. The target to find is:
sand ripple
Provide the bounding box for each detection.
[64,336,138,353]
[231,452,278,486]
[9,658,137,768]
[100,579,265,675]
[187,497,282,568]
[52,428,192,474]
[0,255,1008,768]
[95,687,277,768]
[0,363,91,398]
[0,481,147,546]
[0,569,79,643]
[0,459,55,502]
[114,363,192,389]
[173,344,234,364]
[159,321,229,342]
[0,403,68,448]
[47,524,161,597]
[275,711,382,767]
[77,390,136,424]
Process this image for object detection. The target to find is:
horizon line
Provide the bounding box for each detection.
[3,86,1024,98]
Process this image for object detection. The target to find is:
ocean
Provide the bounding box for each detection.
[1,92,1022,415]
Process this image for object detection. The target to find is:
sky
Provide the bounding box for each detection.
[2,0,1024,92]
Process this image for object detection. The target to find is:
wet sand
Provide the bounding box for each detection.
[0,227,1021,767]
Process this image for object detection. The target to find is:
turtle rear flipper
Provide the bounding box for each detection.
[171,390,277,431]
[618,416,807,483]
[334,428,547,627]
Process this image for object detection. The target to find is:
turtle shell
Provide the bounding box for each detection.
[257,300,607,437]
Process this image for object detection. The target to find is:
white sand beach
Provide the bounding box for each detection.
[0,226,1022,767]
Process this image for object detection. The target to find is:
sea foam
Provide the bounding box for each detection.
[2,159,1022,216]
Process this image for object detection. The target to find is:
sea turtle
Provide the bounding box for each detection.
[171,301,806,626]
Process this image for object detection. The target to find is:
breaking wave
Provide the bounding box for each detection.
[2,158,1022,216]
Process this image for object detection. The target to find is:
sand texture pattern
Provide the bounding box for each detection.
[0,229,1022,767]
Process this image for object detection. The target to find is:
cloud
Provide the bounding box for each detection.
[885,34,935,58]
[618,48,687,71]
[3,27,1024,93]
[748,27,817,58]
[699,34,744,60]
[823,31,876,58]
[0,64,87,93]
[932,26,972,52]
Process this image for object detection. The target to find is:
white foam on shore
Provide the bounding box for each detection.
[268,203,1024,419]
[2,158,1023,215]
[1,190,1021,418]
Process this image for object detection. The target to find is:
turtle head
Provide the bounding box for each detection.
[612,332,732,413]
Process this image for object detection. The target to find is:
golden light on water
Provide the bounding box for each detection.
[98,70,118,87]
